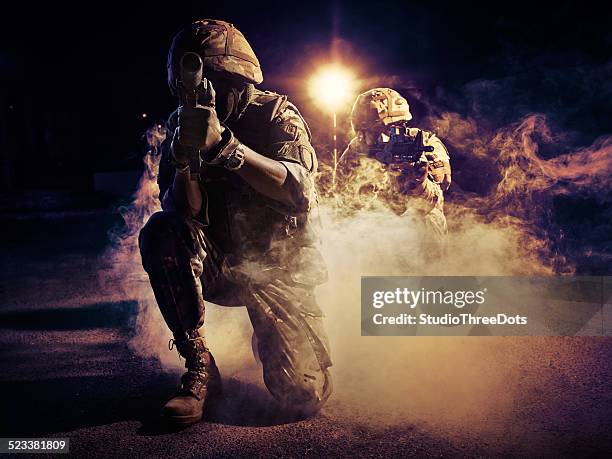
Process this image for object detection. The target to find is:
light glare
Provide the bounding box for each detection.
[309,65,354,112]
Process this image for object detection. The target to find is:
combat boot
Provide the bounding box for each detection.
[163,331,222,426]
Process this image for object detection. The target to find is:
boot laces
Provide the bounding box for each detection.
[170,335,209,371]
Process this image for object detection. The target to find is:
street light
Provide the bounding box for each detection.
[308,65,355,187]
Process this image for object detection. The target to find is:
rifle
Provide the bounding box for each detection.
[370,125,434,167]
[177,52,211,181]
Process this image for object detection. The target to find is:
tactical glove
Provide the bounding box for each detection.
[169,129,190,169]
[426,154,452,190]
[176,104,223,153]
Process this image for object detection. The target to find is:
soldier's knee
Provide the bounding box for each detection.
[138,211,184,270]
[248,282,333,415]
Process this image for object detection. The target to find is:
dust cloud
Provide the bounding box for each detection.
[315,203,545,432]
[102,94,610,436]
[313,106,611,431]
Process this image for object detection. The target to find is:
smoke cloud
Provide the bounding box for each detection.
[310,66,611,432]
[101,65,610,437]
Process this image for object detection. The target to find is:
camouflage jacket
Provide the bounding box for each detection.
[158,89,327,286]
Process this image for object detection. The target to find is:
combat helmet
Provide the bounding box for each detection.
[167,19,263,96]
[350,88,412,132]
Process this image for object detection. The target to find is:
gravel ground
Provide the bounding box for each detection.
[0,210,610,458]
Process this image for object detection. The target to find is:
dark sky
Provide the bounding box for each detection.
[1,0,610,189]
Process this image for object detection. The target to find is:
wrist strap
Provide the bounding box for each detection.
[201,127,240,165]
[224,144,246,171]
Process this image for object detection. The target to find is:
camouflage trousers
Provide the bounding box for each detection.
[408,177,448,259]
[138,211,332,413]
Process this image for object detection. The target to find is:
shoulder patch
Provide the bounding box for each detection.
[275,101,312,141]
[247,90,288,122]
[299,145,317,173]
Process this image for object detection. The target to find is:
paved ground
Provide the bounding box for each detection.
[0,209,611,458]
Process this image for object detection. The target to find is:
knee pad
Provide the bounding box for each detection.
[139,211,197,272]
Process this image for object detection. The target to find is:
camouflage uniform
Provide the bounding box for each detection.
[338,88,450,248]
[139,20,332,419]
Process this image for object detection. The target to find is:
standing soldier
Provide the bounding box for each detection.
[139,19,332,426]
[338,88,452,250]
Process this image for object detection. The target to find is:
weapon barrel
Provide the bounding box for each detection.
[179,52,204,181]
[179,52,203,91]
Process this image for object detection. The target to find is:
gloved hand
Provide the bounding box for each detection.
[440,161,452,190]
[176,104,223,153]
[426,154,452,190]
[169,129,190,168]
[170,80,223,168]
